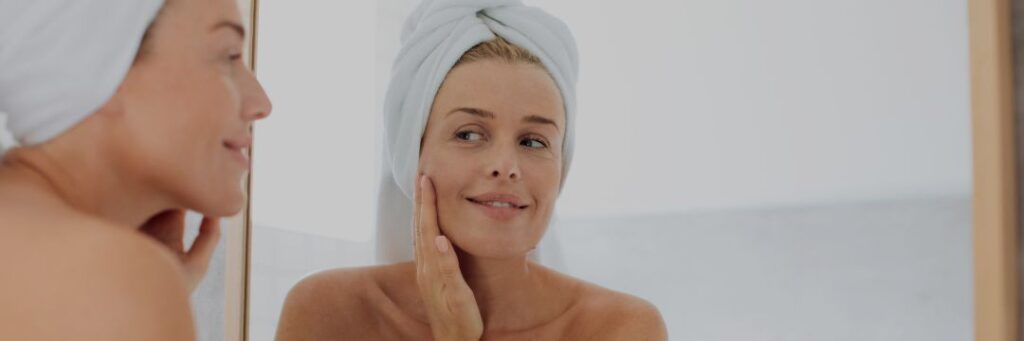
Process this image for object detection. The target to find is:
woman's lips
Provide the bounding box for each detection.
[223,140,250,169]
[466,193,528,221]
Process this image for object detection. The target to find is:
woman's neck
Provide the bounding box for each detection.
[1,144,171,229]
[455,249,575,332]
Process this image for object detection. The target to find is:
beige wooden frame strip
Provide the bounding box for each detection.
[971,0,1019,340]
[225,0,258,340]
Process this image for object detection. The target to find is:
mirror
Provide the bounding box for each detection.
[246,0,972,339]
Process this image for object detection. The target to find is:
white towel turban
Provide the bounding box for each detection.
[0,0,164,146]
[376,0,579,265]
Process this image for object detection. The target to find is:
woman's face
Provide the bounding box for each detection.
[419,60,565,259]
[111,0,271,216]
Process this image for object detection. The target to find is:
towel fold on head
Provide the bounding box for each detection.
[0,0,164,146]
[376,0,579,266]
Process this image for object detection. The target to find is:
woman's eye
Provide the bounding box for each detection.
[521,137,548,149]
[228,53,243,61]
[456,131,484,142]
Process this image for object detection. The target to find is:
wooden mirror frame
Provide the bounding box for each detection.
[228,0,1023,340]
[971,0,1020,340]
[225,0,259,340]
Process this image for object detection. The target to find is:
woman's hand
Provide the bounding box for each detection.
[415,175,483,341]
[139,210,221,293]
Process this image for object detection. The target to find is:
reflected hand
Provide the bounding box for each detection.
[139,210,221,293]
[415,175,483,341]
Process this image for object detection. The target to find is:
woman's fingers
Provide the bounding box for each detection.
[428,235,484,338]
[434,236,461,281]
[183,217,221,285]
[414,174,426,267]
[411,176,484,340]
[140,210,186,252]
[417,176,463,284]
[418,175,441,241]
[433,236,472,310]
[416,175,442,270]
[414,175,424,277]
[141,211,221,293]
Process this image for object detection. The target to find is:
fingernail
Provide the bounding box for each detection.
[435,236,449,253]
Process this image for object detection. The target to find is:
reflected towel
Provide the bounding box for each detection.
[376,0,578,268]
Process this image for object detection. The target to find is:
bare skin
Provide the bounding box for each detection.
[277,61,667,340]
[0,0,271,339]
[277,262,665,340]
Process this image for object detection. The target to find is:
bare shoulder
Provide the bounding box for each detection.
[558,273,668,341]
[278,264,382,322]
[0,207,194,340]
[277,262,418,340]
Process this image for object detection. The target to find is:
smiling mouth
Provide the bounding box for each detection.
[466,197,528,209]
[223,142,246,153]
[223,136,252,153]
[222,141,250,167]
[224,143,244,151]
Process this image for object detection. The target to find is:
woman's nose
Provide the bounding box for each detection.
[241,68,272,121]
[491,168,518,180]
[488,145,521,181]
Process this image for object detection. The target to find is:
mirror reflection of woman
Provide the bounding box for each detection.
[277,1,668,339]
[0,0,271,339]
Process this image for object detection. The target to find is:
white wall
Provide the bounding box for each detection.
[248,1,972,339]
[253,0,971,241]
[531,0,971,218]
[389,0,972,217]
[251,1,377,241]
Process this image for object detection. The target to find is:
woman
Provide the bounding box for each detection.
[0,0,271,339]
[277,1,667,339]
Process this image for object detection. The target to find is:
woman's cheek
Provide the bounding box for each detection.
[533,158,562,186]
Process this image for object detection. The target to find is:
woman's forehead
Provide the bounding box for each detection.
[434,61,565,125]
[161,0,243,29]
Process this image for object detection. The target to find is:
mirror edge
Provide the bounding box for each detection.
[225,0,258,340]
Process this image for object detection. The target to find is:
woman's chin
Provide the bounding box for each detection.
[451,237,536,259]
[190,188,244,217]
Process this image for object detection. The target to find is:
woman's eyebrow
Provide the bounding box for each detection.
[447,108,558,130]
[523,115,558,130]
[446,107,494,119]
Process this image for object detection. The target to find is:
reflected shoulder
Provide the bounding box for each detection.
[276,263,411,340]
[601,293,668,340]
[567,278,668,341]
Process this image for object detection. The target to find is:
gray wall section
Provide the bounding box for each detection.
[557,196,971,340]
[246,196,970,341]
[248,226,375,341]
